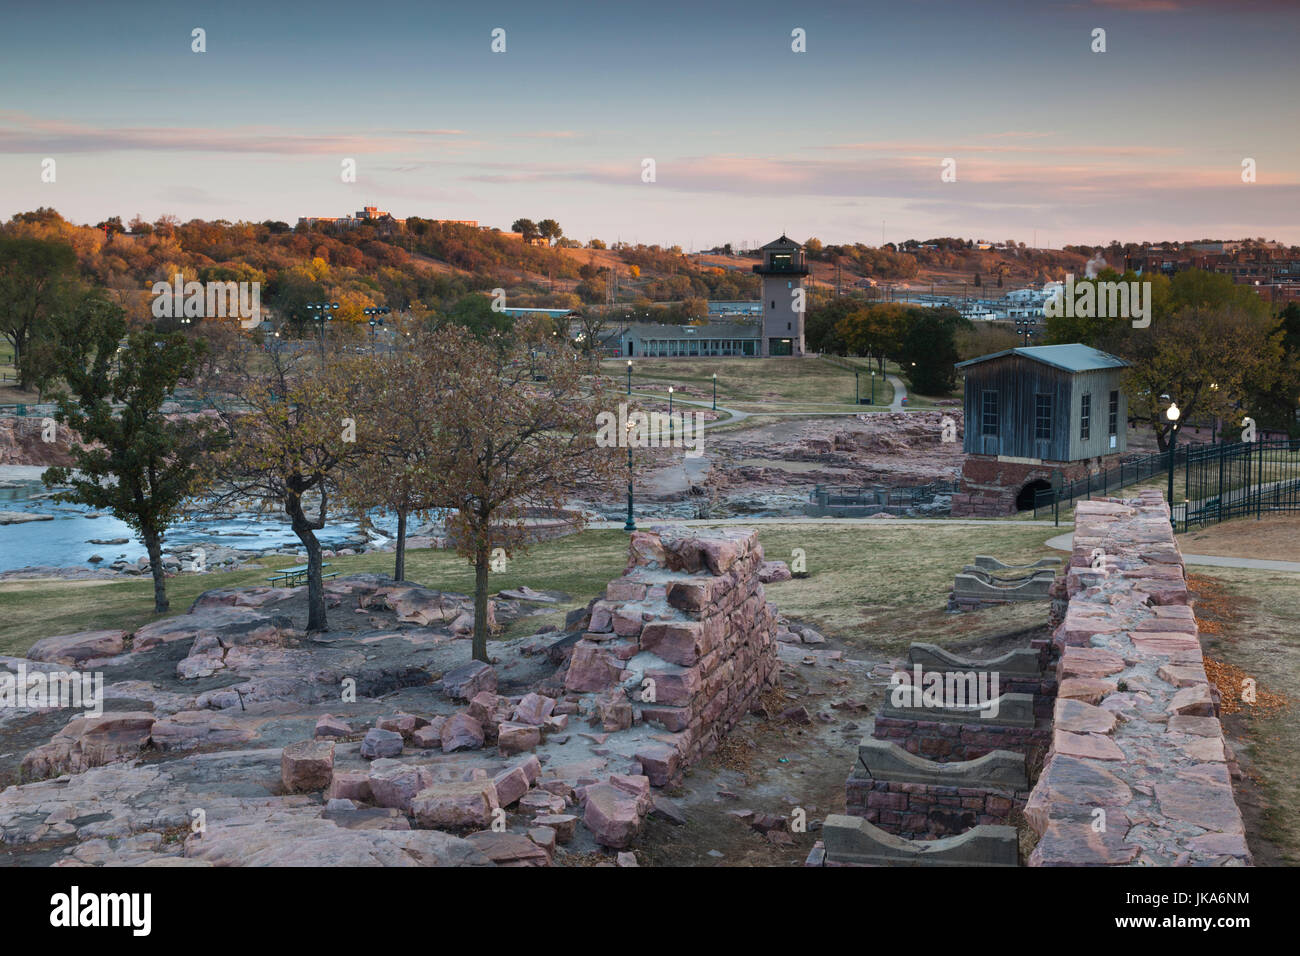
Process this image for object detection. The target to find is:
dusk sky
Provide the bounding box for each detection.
[2,0,1297,248]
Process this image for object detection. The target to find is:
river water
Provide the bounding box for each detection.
[0,475,393,573]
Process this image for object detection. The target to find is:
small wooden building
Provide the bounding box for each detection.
[955,344,1129,462]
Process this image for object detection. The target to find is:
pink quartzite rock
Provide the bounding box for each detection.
[582,783,643,849]
[1054,699,1118,735]
[442,660,498,701]
[493,767,530,807]
[411,779,500,830]
[565,643,620,692]
[640,621,705,667]
[533,814,578,842]
[441,714,485,752]
[497,721,541,756]
[464,831,551,867]
[512,693,556,726]
[1053,730,1125,761]
[1056,678,1117,705]
[328,770,373,803]
[368,760,434,811]
[360,728,405,759]
[21,712,155,780]
[315,714,351,738]
[26,629,127,666]
[757,561,792,584]
[281,739,335,792]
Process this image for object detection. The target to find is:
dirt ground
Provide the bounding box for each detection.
[634,618,1049,866]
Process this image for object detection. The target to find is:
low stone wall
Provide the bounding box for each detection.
[1025,491,1252,866]
[871,713,1050,763]
[847,780,1023,839]
[562,526,780,783]
[845,739,1028,839]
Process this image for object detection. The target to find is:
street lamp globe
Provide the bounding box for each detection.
[1166,402,1181,423]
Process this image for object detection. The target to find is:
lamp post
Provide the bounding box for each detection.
[624,418,636,533]
[1166,401,1181,524]
[855,371,859,405]
[306,301,338,359]
[712,372,717,411]
[364,306,390,349]
[626,359,632,396]
[871,368,876,405]
[668,386,674,443]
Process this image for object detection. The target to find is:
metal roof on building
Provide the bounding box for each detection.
[955,343,1129,373]
[621,321,760,340]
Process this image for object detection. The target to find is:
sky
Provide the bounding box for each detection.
[1,0,1298,249]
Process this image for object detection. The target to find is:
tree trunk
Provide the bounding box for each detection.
[394,508,407,582]
[472,540,490,664]
[287,493,327,632]
[294,522,326,631]
[142,527,169,614]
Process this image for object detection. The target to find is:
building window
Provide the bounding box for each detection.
[771,301,776,309]
[1108,390,1119,436]
[1035,394,1053,440]
[981,390,998,435]
[1080,393,1091,441]
[787,323,791,331]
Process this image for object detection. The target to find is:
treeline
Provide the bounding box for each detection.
[37,305,619,664]
[806,296,970,395]
[1045,269,1300,446]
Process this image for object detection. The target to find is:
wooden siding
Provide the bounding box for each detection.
[962,356,1126,462]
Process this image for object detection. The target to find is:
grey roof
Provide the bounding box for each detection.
[621,321,759,340]
[760,234,801,250]
[955,343,1129,373]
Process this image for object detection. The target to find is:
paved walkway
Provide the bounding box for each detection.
[887,374,907,411]
[592,516,1060,530]
[1046,531,1300,572]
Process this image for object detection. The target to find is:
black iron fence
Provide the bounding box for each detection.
[1033,439,1300,532]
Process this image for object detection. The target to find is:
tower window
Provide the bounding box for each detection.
[1108,390,1119,435]
[1080,393,1091,441]
[771,301,776,309]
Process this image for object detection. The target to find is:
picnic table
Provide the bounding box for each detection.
[266,563,336,587]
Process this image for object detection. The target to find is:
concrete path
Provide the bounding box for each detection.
[593,516,1061,530]
[1046,531,1300,572]
[887,374,907,411]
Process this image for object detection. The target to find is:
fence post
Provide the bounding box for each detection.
[1218,443,1225,524]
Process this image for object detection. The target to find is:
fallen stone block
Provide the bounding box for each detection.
[582,783,643,849]
[411,780,500,830]
[360,728,405,760]
[442,660,497,701]
[281,740,335,792]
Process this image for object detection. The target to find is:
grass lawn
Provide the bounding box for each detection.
[0,521,1062,658]
[1190,567,1300,864]
[602,356,893,408]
